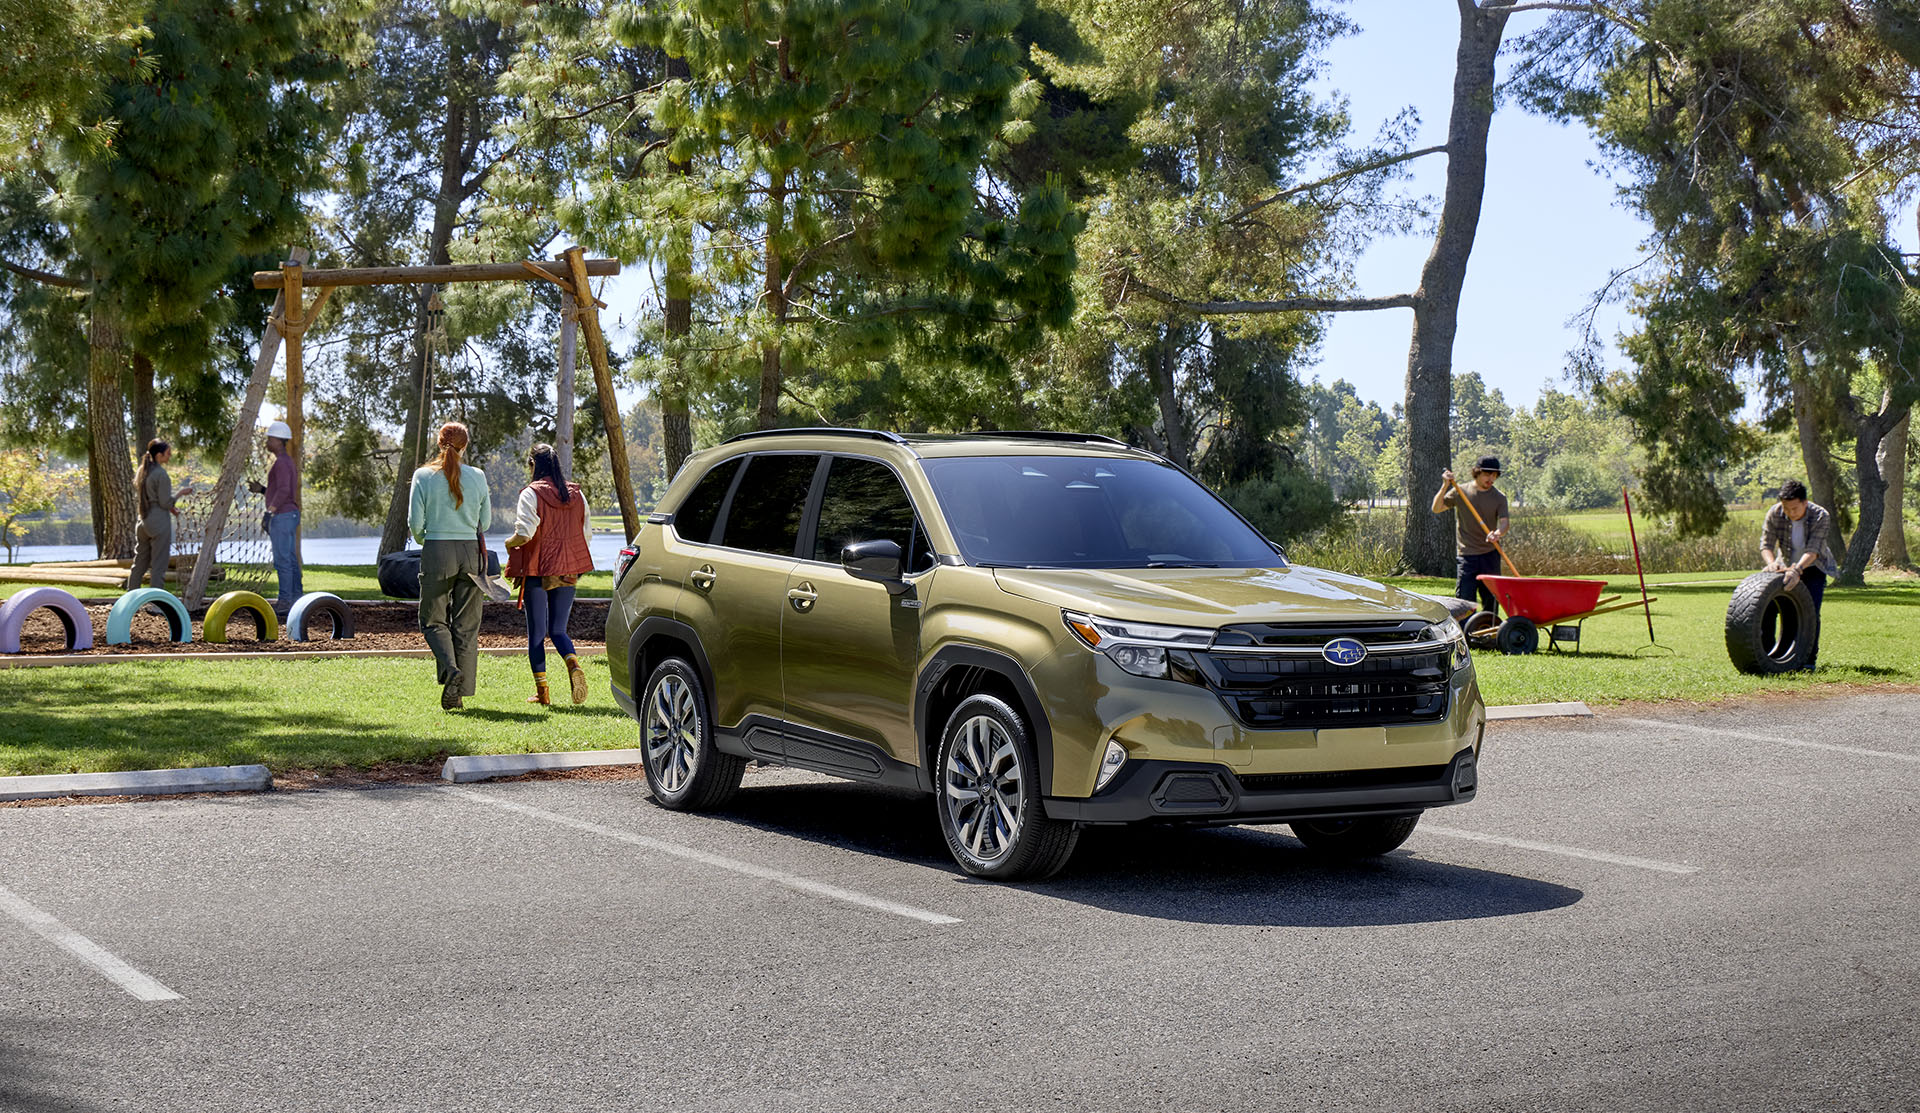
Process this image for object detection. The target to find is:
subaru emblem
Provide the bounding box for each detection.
[1322,637,1367,666]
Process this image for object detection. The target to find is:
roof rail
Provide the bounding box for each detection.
[722,427,908,446]
[958,430,1134,448]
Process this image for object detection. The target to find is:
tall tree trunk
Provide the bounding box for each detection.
[87,294,138,558]
[758,175,787,431]
[1838,391,1910,584]
[1789,355,1842,528]
[1399,0,1507,576]
[377,93,469,557]
[661,49,695,478]
[132,352,156,450]
[1876,410,1910,567]
[1152,326,1189,468]
[87,433,105,553]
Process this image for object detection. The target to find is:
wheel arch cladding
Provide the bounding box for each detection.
[631,617,716,714]
[105,588,191,645]
[916,646,1055,795]
[287,592,355,642]
[0,586,93,653]
[203,591,279,643]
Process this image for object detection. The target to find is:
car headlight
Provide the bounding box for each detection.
[1421,617,1469,668]
[1063,611,1213,679]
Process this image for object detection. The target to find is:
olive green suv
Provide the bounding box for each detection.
[608,429,1485,880]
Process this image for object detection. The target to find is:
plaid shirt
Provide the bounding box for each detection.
[1761,501,1839,577]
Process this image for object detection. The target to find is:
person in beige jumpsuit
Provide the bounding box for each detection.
[128,440,192,591]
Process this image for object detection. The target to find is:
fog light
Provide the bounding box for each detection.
[1095,739,1126,791]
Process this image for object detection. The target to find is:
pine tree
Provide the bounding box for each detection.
[1,0,343,556]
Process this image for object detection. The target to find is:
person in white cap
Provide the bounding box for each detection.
[248,419,301,608]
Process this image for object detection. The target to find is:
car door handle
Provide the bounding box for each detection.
[690,565,717,591]
[787,582,817,612]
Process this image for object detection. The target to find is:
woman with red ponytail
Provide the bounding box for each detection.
[407,421,491,710]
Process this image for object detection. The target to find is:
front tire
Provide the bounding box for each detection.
[640,657,744,810]
[935,694,1078,880]
[1291,814,1421,858]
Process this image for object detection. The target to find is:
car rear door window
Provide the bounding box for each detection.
[812,457,928,571]
[720,454,820,556]
[673,458,741,545]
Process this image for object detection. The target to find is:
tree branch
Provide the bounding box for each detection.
[1128,275,1418,315]
[1,258,85,289]
[1227,145,1449,223]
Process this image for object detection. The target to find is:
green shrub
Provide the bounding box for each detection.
[1541,456,1619,511]
[1220,465,1347,547]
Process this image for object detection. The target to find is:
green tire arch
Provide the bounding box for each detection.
[203,591,279,643]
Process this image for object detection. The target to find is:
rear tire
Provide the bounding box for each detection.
[640,657,745,810]
[1495,615,1539,655]
[1725,571,1816,674]
[935,693,1079,881]
[1291,814,1421,858]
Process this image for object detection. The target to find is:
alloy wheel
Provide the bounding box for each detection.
[942,714,1025,866]
[646,673,700,794]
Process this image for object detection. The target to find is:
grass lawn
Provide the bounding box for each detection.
[0,655,636,777]
[1384,569,1920,705]
[3,568,1914,779]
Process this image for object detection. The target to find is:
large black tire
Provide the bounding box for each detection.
[1726,571,1817,674]
[639,657,745,810]
[377,550,421,600]
[1495,615,1539,655]
[1291,814,1421,858]
[935,693,1079,881]
[1463,609,1499,638]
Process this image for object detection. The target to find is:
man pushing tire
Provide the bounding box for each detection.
[1727,479,1838,674]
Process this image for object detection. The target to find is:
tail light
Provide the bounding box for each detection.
[614,544,640,586]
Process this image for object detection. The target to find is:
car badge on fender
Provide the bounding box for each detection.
[1322,637,1367,666]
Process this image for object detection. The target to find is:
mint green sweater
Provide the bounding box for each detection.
[408,464,491,542]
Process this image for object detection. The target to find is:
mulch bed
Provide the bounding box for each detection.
[9,599,610,656]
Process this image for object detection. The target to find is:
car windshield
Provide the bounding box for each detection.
[920,455,1282,569]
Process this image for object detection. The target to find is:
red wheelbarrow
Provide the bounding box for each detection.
[1469,576,1660,655]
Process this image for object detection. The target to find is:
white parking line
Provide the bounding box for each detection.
[1611,716,1920,765]
[1419,825,1701,875]
[447,787,962,926]
[0,883,182,1002]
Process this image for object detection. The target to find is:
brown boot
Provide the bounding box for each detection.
[527,671,551,706]
[565,655,588,705]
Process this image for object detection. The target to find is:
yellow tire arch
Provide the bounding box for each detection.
[202,591,279,643]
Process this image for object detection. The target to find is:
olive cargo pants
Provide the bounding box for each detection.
[419,539,481,696]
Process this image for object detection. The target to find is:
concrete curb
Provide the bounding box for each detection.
[442,748,647,784]
[1486,701,1594,721]
[0,764,272,802]
[0,645,606,669]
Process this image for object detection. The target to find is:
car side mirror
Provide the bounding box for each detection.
[842,539,909,594]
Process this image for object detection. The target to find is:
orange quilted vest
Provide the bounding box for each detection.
[506,479,595,580]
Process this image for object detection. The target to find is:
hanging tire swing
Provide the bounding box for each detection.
[105,588,192,645]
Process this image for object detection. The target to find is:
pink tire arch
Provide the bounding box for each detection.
[0,586,94,654]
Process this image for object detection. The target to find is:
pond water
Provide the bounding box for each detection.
[5,534,631,570]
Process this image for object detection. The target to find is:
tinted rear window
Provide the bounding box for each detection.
[673,459,740,545]
[720,454,820,556]
[920,455,1278,568]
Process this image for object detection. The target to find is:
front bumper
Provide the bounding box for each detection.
[1043,745,1478,825]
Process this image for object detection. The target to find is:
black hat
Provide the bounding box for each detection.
[1472,456,1502,475]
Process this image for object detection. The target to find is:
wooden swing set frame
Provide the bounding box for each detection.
[183,246,636,609]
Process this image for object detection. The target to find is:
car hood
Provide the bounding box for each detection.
[992,564,1448,628]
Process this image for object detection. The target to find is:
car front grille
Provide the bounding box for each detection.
[1191,620,1452,729]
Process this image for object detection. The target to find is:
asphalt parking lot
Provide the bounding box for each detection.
[4,693,1918,1112]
